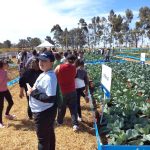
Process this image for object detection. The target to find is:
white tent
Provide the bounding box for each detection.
[37,41,54,48]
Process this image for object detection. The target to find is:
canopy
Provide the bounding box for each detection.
[37,41,54,48]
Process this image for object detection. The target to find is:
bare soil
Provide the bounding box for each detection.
[0,84,97,150]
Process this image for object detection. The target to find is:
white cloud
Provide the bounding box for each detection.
[0,0,84,43]
[0,0,145,43]
[54,0,88,9]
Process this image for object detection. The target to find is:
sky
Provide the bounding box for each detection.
[0,0,150,44]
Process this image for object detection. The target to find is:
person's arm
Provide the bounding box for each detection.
[19,71,28,88]
[54,65,60,75]
[84,71,89,96]
[19,87,25,98]
[30,88,56,103]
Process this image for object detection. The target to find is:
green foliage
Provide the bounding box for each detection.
[85,53,150,145]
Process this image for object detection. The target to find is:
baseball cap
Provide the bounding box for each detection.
[38,51,55,62]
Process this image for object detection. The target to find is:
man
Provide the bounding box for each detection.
[55,54,79,132]
[105,48,111,62]
[27,51,57,150]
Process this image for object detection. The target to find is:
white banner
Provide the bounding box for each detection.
[140,53,145,62]
[101,65,112,92]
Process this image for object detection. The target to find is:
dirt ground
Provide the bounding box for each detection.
[0,84,97,150]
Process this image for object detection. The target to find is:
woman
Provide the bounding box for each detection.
[19,58,42,119]
[27,51,57,150]
[0,60,15,128]
[75,59,89,122]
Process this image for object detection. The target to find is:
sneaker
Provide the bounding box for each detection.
[0,123,5,128]
[78,117,82,122]
[5,114,16,120]
[73,125,79,132]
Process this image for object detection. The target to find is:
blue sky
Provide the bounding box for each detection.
[0,0,149,43]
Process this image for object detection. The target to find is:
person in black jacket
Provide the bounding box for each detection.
[19,58,42,119]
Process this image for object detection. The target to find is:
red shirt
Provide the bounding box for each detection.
[57,63,76,94]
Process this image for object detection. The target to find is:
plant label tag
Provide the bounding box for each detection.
[140,53,145,62]
[101,64,112,92]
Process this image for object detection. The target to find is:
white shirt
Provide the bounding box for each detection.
[75,78,85,89]
[60,57,66,63]
[29,70,57,112]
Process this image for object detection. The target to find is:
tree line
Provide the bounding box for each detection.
[1,6,150,50]
[51,6,150,50]
[0,36,55,50]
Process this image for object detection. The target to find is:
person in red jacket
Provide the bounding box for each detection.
[55,54,79,132]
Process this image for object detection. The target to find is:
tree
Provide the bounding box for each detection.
[123,9,133,47]
[51,24,63,48]
[27,37,41,49]
[3,40,11,48]
[0,43,4,48]
[108,10,124,47]
[27,37,32,47]
[139,7,150,39]
[78,18,89,49]
[17,39,29,48]
[64,28,68,50]
[125,9,133,23]
[30,38,41,48]
[45,36,55,45]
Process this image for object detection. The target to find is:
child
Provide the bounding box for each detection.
[0,60,15,128]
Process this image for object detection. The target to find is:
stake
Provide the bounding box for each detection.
[100,92,106,124]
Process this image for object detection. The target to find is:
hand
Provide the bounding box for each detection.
[85,96,89,103]
[27,87,32,96]
[27,87,35,96]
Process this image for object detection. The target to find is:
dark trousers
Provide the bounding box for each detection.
[105,56,110,62]
[26,92,33,119]
[57,91,78,126]
[76,87,85,118]
[33,105,57,150]
[0,90,14,123]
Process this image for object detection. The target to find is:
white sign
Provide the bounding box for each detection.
[101,65,112,92]
[140,53,145,62]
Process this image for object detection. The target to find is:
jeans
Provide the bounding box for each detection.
[0,90,14,123]
[57,91,78,126]
[33,105,57,150]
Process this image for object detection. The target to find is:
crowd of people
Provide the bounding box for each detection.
[0,48,97,150]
